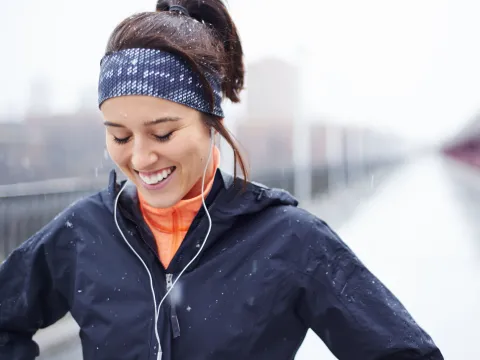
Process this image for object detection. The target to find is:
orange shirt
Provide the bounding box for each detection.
[138,147,220,268]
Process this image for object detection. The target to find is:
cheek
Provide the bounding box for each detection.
[106,140,129,167]
[167,144,196,169]
[173,136,210,168]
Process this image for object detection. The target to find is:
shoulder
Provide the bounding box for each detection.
[0,189,113,281]
[259,203,334,238]
[18,189,111,253]
[260,204,351,263]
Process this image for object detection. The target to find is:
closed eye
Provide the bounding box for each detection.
[154,132,174,142]
[112,131,173,145]
[113,136,131,144]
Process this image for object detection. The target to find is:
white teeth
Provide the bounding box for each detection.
[156,173,164,182]
[139,167,174,185]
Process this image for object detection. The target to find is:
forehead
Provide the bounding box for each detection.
[100,95,197,122]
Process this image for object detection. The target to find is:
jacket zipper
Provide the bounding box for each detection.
[118,207,173,355]
[172,208,179,251]
[117,175,228,356]
[166,273,181,338]
[163,193,224,340]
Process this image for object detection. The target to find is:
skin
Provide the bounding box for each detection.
[100,95,216,208]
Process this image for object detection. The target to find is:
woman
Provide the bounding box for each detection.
[0,1,443,360]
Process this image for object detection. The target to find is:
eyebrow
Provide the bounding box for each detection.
[103,116,181,128]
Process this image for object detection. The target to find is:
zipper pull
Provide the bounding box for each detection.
[166,273,173,291]
[165,273,181,338]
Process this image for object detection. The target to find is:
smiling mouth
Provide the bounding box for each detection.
[136,166,176,185]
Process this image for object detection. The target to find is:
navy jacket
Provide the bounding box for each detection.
[0,169,443,360]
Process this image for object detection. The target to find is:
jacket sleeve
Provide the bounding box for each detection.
[294,218,444,360]
[0,222,70,360]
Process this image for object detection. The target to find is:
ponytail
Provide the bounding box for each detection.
[155,0,245,103]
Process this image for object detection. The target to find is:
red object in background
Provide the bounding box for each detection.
[443,137,480,169]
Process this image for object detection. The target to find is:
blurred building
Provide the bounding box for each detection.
[0,121,39,183]
[0,109,112,185]
[236,120,293,175]
[238,58,297,176]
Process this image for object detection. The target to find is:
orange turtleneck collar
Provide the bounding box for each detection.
[138,146,220,268]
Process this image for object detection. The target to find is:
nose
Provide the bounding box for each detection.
[131,138,159,171]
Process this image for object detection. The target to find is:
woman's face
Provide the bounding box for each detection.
[101,95,213,208]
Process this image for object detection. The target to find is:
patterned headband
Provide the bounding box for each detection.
[98,47,224,117]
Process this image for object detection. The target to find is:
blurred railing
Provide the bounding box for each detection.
[0,159,402,260]
[0,177,108,260]
[253,159,398,195]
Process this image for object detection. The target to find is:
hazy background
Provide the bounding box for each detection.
[3,0,480,145]
[1,1,480,359]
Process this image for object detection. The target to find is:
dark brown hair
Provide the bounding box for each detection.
[104,0,248,183]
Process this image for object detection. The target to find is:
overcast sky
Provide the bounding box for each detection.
[2,0,480,145]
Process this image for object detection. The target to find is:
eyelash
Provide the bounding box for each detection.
[113,136,130,145]
[155,132,174,142]
[113,132,174,145]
